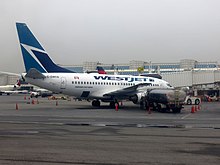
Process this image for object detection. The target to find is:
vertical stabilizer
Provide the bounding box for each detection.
[97,66,107,74]
[16,23,74,73]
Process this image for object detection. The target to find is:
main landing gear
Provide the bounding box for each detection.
[92,99,119,109]
[92,100,100,107]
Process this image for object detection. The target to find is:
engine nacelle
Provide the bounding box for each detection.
[129,93,145,104]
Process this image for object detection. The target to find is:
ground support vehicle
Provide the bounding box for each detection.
[185,96,201,105]
[140,89,186,113]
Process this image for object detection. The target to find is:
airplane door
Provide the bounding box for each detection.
[60,77,67,89]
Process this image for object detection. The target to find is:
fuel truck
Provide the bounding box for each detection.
[139,89,187,113]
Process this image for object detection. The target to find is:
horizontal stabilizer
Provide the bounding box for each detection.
[25,68,46,79]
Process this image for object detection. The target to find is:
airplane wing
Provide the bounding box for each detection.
[103,83,152,97]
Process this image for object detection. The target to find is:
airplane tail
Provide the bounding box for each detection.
[16,80,21,86]
[16,23,74,73]
[13,80,21,88]
[97,66,107,74]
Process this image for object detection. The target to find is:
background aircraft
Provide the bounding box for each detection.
[0,80,21,95]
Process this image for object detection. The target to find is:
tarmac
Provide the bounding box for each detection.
[0,95,219,165]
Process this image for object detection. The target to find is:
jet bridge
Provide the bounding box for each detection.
[161,70,220,88]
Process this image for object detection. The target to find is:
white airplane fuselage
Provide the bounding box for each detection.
[24,72,171,100]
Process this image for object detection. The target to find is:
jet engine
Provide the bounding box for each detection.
[129,93,145,104]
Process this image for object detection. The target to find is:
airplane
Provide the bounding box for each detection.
[84,66,107,74]
[97,66,107,74]
[16,22,186,112]
[30,87,53,98]
[0,80,21,95]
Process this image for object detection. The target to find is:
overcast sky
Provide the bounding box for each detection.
[1,0,220,73]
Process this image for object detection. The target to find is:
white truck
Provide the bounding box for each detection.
[185,96,201,105]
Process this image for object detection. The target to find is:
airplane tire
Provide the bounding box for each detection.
[157,104,166,113]
[92,100,100,107]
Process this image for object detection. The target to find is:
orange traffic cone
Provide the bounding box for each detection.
[191,106,195,113]
[115,103,118,111]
